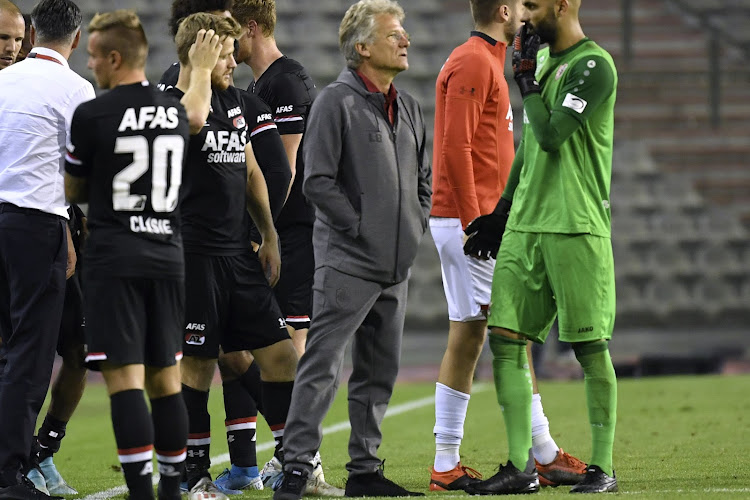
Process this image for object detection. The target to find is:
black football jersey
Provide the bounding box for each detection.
[64,82,190,279]
[157,62,180,92]
[250,56,317,230]
[166,85,281,255]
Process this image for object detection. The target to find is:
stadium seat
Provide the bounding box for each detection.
[695,277,744,322]
[695,242,746,280]
[653,210,702,246]
[646,278,700,325]
[650,241,697,280]
[611,209,654,246]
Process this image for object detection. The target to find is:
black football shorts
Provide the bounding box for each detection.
[275,226,314,330]
[83,274,185,370]
[182,252,290,358]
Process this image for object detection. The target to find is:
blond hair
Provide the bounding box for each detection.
[175,12,242,65]
[231,0,276,37]
[339,0,404,69]
[88,10,148,68]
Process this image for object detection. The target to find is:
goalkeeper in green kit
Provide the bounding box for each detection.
[463,0,618,495]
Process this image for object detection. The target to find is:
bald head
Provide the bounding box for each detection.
[0,0,22,16]
[0,0,25,69]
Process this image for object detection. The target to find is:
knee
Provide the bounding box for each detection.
[253,339,298,381]
[572,339,609,360]
[145,366,182,398]
[61,344,87,371]
[217,350,252,379]
[488,328,527,354]
[180,356,217,390]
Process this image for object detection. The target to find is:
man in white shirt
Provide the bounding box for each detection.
[0,0,94,497]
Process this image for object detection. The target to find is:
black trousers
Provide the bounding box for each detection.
[0,204,67,487]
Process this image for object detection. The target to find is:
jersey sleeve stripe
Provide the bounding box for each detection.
[251,123,278,136]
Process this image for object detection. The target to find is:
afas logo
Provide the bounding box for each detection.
[185,323,206,345]
[276,105,293,113]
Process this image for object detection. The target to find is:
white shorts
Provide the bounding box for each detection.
[430,217,494,322]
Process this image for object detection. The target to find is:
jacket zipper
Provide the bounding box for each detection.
[370,93,403,284]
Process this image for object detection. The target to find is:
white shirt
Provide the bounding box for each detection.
[0,47,95,218]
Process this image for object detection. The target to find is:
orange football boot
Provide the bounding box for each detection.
[535,449,587,487]
[429,463,482,492]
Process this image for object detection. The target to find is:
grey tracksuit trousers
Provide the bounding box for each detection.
[282,265,408,477]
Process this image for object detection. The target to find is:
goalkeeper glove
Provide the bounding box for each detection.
[463,197,512,260]
[512,23,541,98]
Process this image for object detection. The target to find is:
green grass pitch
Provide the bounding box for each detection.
[46,374,750,499]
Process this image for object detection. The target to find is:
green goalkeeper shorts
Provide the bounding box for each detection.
[488,230,616,343]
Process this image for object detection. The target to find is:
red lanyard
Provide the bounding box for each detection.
[26,52,64,65]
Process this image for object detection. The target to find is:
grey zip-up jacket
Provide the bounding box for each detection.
[303,69,432,284]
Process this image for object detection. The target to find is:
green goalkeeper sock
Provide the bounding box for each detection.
[573,340,617,477]
[489,334,532,470]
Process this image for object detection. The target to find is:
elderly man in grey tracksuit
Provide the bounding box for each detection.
[273,1,431,499]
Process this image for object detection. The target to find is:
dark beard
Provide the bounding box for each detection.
[530,10,558,45]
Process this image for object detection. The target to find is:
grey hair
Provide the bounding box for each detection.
[31,0,82,45]
[339,0,404,69]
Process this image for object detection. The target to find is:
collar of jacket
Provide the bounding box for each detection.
[336,68,400,99]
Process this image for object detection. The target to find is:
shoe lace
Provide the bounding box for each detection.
[459,465,482,480]
[195,478,220,493]
[559,449,587,470]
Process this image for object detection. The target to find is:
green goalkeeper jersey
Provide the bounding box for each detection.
[507,38,617,237]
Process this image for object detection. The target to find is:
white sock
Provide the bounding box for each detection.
[531,393,559,465]
[433,383,469,472]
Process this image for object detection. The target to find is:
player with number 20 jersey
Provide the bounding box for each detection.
[65,81,190,367]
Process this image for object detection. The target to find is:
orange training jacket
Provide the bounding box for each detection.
[431,32,515,228]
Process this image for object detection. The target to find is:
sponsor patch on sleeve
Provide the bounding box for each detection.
[562,93,587,114]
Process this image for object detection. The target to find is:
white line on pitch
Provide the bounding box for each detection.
[81,384,490,500]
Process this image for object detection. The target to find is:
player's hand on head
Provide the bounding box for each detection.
[512,23,541,97]
[188,29,223,71]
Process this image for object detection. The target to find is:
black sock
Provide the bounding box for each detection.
[238,362,264,415]
[111,389,155,500]
[38,414,67,461]
[182,384,211,489]
[222,379,257,468]
[261,381,293,461]
[151,393,188,500]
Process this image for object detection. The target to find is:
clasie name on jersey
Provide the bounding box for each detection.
[118,106,180,132]
[202,129,248,164]
[130,216,173,235]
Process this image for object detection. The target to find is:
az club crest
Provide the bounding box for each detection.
[233,116,246,129]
